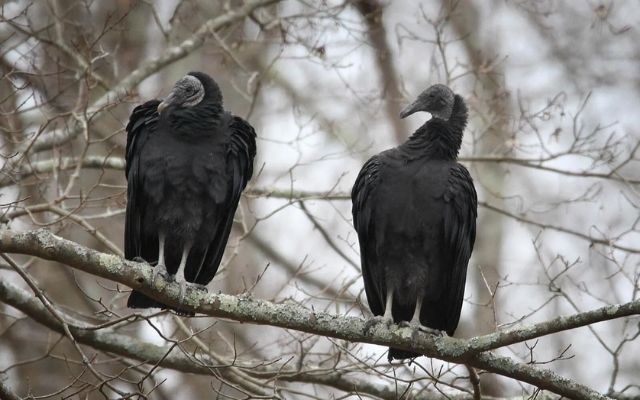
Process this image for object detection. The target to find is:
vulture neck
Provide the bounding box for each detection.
[165,101,223,133]
[404,95,468,160]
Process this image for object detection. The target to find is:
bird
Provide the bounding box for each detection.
[351,84,477,361]
[124,71,256,315]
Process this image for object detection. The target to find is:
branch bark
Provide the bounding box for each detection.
[0,279,562,400]
[0,229,626,400]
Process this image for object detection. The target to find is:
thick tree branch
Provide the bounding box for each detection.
[0,279,563,400]
[0,229,623,399]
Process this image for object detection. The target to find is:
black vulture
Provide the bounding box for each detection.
[351,84,477,360]
[125,71,256,315]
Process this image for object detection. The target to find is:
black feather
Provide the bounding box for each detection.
[125,72,256,315]
[352,86,477,361]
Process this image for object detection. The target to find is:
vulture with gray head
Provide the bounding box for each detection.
[352,84,477,360]
[125,71,256,315]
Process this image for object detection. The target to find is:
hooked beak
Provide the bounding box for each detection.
[399,99,421,119]
[157,101,168,114]
[157,91,175,115]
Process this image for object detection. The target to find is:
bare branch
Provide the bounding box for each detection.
[0,228,624,400]
[22,0,282,154]
[0,278,566,400]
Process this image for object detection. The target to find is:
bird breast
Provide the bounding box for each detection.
[143,152,227,203]
[374,159,453,246]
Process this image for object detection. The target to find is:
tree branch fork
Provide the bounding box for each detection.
[1,228,634,399]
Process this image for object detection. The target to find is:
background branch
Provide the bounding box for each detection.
[0,228,628,400]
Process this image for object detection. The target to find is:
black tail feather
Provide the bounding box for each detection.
[127,290,165,309]
[126,290,194,317]
[388,347,422,361]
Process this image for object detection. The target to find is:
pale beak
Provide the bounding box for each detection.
[157,100,168,114]
[399,99,421,119]
[157,91,175,115]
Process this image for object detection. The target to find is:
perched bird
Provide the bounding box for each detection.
[351,84,477,360]
[125,71,256,315]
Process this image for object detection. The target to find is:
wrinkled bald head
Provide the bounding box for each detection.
[157,72,222,114]
[400,84,455,121]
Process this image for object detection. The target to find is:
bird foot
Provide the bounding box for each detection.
[177,280,187,304]
[166,282,204,317]
[132,256,147,263]
[152,264,169,286]
[400,320,444,336]
[364,315,394,335]
[180,282,208,301]
[189,283,208,293]
[175,281,207,302]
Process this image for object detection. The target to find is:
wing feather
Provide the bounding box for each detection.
[192,114,256,284]
[351,155,385,316]
[124,100,160,260]
[125,100,165,309]
[441,163,477,333]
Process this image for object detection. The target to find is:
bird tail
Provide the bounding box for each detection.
[126,290,194,317]
[388,347,423,361]
[127,290,166,309]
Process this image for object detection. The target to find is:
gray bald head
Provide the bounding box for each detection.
[157,75,206,114]
[400,84,455,121]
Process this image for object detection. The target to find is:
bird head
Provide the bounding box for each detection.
[157,72,222,114]
[399,84,455,121]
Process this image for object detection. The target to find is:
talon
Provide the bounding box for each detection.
[191,283,208,293]
[152,264,169,286]
[364,315,394,335]
[178,283,207,302]
[416,326,444,336]
[399,320,417,329]
[400,320,443,336]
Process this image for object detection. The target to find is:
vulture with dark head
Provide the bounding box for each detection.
[125,71,256,315]
[352,84,477,360]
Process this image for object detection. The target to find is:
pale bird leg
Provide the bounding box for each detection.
[364,289,395,334]
[174,241,193,304]
[410,295,423,325]
[401,295,442,336]
[152,233,168,286]
[382,289,394,322]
